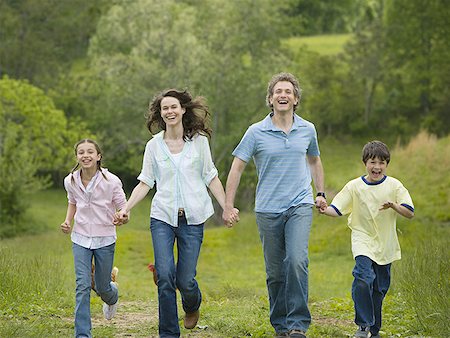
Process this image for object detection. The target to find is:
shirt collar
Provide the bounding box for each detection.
[262,112,307,132]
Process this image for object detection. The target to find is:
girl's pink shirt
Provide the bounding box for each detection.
[64,168,127,237]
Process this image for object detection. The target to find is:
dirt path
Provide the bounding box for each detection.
[91,300,217,337]
[90,300,353,337]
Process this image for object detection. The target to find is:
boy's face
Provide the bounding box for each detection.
[364,156,388,183]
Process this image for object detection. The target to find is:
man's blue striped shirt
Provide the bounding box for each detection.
[233,113,320,213]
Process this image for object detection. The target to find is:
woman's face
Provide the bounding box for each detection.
[160,96,185,127]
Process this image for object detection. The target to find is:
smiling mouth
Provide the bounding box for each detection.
[278,100,288,104]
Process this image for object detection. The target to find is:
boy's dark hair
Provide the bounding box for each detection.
[362,140,391,164]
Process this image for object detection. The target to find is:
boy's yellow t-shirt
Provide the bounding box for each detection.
[330,175,414,265]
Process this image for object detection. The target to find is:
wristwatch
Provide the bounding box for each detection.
[316,192,326,199]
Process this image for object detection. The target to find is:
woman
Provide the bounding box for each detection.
[116,89,238,337]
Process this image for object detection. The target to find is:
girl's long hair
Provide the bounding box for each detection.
[146,89,212,140]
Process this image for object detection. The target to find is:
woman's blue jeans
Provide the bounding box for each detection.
[72,242,118,338]
[150,216,204,338]
[352,255,391,336]
[255,204,313,333]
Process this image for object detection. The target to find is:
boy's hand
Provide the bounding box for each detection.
[60,221,71,234]
[380,201,394,210]
[315,197,328,213]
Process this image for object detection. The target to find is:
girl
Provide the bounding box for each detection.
[61,139,127,338]
[115,89,239,337]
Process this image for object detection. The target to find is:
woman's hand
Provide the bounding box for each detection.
[223,207,240,228]
[113,209,130,226]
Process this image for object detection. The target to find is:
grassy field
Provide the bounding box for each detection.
[1,133,449,337]
[283,34,351,55]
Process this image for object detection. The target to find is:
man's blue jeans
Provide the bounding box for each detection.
[255,204,313,333]
[352,255,391,336]
[150,216,204,338]
[72,242,118,338]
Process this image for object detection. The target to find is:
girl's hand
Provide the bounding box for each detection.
[60,221,71,234]
[113,210,130,226]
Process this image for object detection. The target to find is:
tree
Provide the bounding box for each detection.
[343,0,386,129]
[0,76,89,236]
[60,0,293,198]
[287,0,359,35]
[384,0,450,136]
[0,0,108,89]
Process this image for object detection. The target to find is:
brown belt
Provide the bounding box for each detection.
[178,208,185,217]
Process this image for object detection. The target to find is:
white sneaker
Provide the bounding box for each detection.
[103,301,118,320]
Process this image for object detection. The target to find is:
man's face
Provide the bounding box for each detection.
[269,81,298,113]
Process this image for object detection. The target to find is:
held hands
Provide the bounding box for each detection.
[222,207,240,228]
[60,220,71,234]
[113,209,130,226]
[315,196,328,213]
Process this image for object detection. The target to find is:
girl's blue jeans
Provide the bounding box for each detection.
[352,255,391,336]
[255,204,313,333]
[72,242,118,338]
[150,216,204,338]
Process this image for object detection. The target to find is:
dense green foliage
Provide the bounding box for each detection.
[0,0,108,87]
[1,134,448,337]
[0,77,90,236]
[0,0,449,229]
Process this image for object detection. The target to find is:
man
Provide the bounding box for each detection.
[223,73,326,338]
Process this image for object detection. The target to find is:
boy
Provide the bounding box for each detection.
[320,141,414,338]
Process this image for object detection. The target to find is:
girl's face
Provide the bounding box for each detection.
[364,156,387,183]
[160,96,185,127]
[76,142,101,170]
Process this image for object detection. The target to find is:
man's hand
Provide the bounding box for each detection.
[315,196,327,213]
[222,207,240,228]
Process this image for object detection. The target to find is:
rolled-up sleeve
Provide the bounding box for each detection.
[137,141,156,189]
[64,176,76,205]
[201,136,218,185]
[112,177,127,210]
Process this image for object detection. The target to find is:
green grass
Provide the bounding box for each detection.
[283,34,351,55]
[1,133,449,337]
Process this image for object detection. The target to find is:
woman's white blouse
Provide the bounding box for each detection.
[138,131,218,227]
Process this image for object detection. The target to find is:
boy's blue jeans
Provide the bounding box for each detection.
[150,216,204,338]
[352,255,391,336]
[255,204,313,333]
[72,242,118,338]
